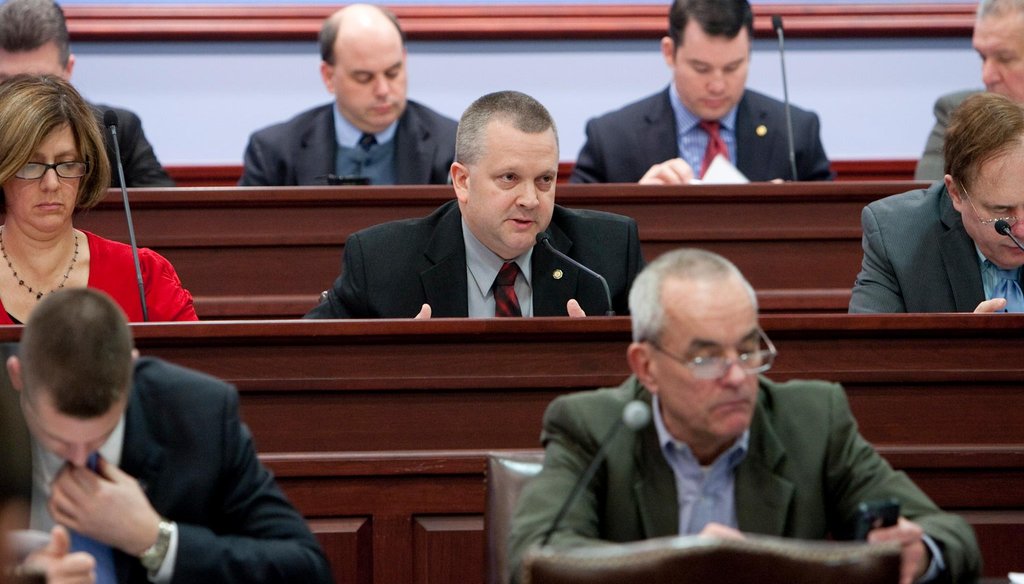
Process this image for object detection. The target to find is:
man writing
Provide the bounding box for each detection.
[306,90,644,319]
[570,0,831,184]
[7,288,333,583]
[509,249,980,584]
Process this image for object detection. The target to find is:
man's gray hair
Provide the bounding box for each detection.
[0,0,70,66]
[455,90,558,166]
[977,0,1024,19]
[628,248,757,343]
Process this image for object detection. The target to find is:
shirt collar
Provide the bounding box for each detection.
[333,103,398,148]
[461,219,533,298]
[32,409,126,495]
[652,393,749,469]
[669,82,739,135]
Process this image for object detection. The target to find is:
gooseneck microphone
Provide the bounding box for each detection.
[535,232,614,316]
[772,15,799,182]
[540,400,651,547]
[995,220,1024,254]
[103,110,149,321]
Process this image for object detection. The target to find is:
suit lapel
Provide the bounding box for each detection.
[633,416,679,538]
[734,93,778,180]
[937,187,986,310]
[394,106,429,185]
[734,397,795,535]
[296,106,337,184]
[115,392,165,583]
[421,203,469,317]
[532,221,579,316]
[645,89,683,170]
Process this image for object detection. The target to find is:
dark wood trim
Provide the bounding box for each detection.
[64,3,976,42]
[167,159,918,188]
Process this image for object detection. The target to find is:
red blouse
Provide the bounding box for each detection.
[0,230,198,323]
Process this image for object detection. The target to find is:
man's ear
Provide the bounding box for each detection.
[451,162,470,204]
[6,355,23,393]
[660,36,676,68]
[627,342,658,395]
[945,174,965,213]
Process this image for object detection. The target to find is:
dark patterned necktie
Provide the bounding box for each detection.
[358,133,377,152]
[699,120,729,178]
[493,261,522,317]
[68,453,117,583]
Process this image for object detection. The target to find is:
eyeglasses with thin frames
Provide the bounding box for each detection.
[958,181,1020,228]
[15,161,89,180]
[647,327,777,380]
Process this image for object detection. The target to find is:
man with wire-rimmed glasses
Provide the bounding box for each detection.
[509,248,980,584]
[852,92,1024,313]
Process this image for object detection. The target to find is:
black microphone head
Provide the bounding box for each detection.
[772,15,783,33]
[103,109,118,129]
[535,232,551,246]
[995,219,1013,236]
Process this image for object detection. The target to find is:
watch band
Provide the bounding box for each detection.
[139,518,174,573]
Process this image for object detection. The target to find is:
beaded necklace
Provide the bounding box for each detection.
[0,226,79,300]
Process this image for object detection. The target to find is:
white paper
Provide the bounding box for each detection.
[699,154,749,184]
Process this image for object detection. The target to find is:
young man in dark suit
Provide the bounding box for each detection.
[570,0,831,185]
[7,288,333,583]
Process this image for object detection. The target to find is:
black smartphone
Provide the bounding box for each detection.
[854,498,900,540]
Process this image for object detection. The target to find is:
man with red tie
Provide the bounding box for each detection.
[570,0,832,185]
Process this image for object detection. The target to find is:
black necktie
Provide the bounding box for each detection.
[358,133,377,152]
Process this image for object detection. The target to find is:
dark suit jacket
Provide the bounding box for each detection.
[92,105,175,188]
[508,376,981,584]
[239,100,457,186]
[304,199,644,318]
[11,355,332,584]
[913,89,979,181]
[569,87,832,183]
[848,181,1018,313]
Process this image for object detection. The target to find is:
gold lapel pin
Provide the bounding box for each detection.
[552,269,563,280]
[756,124,768,137]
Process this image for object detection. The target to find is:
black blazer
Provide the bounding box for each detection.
[570,87,832,183]
[92,105,175,188]
[9,355,332,584]
[305,199,645,318]
[239,100,457,186]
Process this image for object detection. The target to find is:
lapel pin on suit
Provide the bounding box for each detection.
[756,124,768,137]
[552,269,563,280]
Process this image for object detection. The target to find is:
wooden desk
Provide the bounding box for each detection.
[2,314,1017,582]
[75,181,930,318]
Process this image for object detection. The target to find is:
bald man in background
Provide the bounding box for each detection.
[239,4,457,186]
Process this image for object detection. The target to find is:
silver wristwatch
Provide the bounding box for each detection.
[139,518,174,573]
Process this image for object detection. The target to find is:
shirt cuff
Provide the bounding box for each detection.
[147,521,179,583]
[916,533,946,583]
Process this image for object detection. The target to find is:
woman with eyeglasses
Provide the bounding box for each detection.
[0,75,197,323]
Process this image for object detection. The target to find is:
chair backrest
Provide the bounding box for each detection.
[486,451,544,584]
[521,534,901,584]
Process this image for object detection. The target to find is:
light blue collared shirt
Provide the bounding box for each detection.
[652,395,748,534]
[668,83,738,178]
[332,103,398,148]
[462,220,534,317]
[978,247,1022,307]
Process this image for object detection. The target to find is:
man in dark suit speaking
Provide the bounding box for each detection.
[570,0,831,185]
[7,288,333,583]
[306,90,644,319]
[239,4,456,187]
